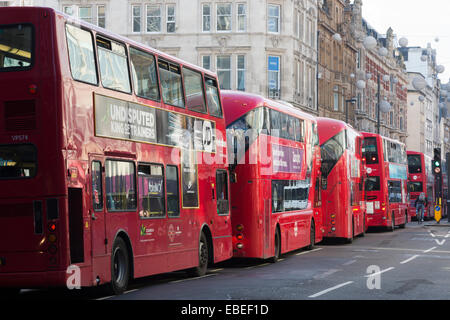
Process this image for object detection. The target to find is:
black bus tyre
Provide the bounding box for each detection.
[400,211,407,229]
[389,212,395,232]
[360,214,366,237]
[346,219,354,244]
[110,237,130,295]
[269,228,281,263]
[307,220,315,251]
[188,232,209,277]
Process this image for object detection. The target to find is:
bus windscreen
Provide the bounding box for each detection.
[0,24,33,70]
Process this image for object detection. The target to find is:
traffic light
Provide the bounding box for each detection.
[433,148,442,175]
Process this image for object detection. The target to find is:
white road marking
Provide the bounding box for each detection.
[170,273,217,284]
[435,239,446,246]
[400,255,420,265]
[296,248,323,256]
[364,267,395,278]
[308,281,354,298]
[424,247,437,253]
[342,260,357,266]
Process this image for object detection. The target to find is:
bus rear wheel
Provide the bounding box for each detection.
[269,228,281,263]
[110,237,130,295]
[307,220,315,251]
[389,212,395,232]
[188,232,209,277]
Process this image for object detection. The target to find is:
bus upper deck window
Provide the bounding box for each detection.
[205,77,223,117]
[0,24,33,71]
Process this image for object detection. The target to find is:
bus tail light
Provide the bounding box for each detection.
[236,234,244,241]
[236,243,244,250]
[236,224,244,232]
[48,222,57,233]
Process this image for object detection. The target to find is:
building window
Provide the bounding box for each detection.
[333,91,339,111]
[166,4,176,33]
[237,55,246,91]
[146,5,162,33]
[268,4,280,33]
[217,55,231,90]
[202,3,211,32]
[237,3,246,32]
[202,55,211,70]
[132,5,141,33]
[63,6,74,16]
[79,7,92,24]
[97,5,106,28]
[268,55,280,99]
[217,3,232,32]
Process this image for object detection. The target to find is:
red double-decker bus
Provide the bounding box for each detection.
[223,91,323,262]
[362,133,409,230]
[0,7,232,295]
[317,118,366,242]
[407,151,434,220]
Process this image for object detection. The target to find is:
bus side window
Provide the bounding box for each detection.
[270,109,281,138]
[129,47,160,102]
[138,164,165,218]
[216,170,229,215]
[66,24,98,85]
[183,68,207,113]
[205,77,223,117]
[91,161,103,211]
[167,165,180,218]
[158,60,185,108]
[96,36,131,93]
[105,160,137,211]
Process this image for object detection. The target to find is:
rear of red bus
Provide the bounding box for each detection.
[407,151,434,220]
[363,133,409,229]
[0,8,69,289]
[223,91,322,260]
[318,118,366,241]
[362,133,389,228]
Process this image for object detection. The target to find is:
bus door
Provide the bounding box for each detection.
[211,169,232,262]
[89,157,108,268]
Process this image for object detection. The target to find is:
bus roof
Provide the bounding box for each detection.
[316,117,360,146]
[221,90,316,126]
[361,131,405,147]
[0,6,218,79]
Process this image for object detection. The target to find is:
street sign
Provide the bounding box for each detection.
[435,205,442,223]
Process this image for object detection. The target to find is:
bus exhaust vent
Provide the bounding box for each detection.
[4,100,36,131]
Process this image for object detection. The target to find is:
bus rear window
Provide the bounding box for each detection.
[408,181,423,193]
[363,137,379,164]
[407,154,422,173]
[365,176,380,191]
[0,144,37,179]
[0,24,33,71]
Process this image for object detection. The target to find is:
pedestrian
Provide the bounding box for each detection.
[414,192,428,224]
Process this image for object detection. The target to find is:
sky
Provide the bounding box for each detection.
[362,0,450,82]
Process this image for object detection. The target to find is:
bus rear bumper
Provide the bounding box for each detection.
[366,213,389,227]
[0,270,68,288]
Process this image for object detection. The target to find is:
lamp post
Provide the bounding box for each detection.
[377,73,381,134]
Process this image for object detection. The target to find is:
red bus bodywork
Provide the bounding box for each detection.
[0,7,232,291]
[407,151,434,220]
[317,118,366,241]
[223,91,323,260]
[362,132,409,230]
